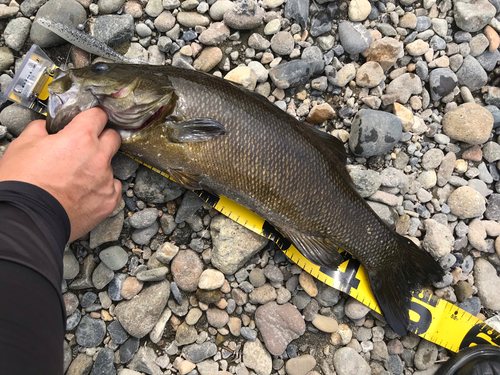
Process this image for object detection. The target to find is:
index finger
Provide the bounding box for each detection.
[63,107,109,138]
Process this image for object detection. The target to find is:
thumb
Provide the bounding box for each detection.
[21,119,50,138]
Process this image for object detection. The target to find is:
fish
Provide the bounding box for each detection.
[46,62,445,336]
[36,18,148,65]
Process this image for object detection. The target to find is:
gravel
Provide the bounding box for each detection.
[2,1,500,374]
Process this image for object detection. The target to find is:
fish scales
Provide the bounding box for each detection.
[46,63,444,336]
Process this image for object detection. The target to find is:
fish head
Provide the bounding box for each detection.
[46,63,176,136]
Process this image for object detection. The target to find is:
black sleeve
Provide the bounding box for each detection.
[0,181,71,375]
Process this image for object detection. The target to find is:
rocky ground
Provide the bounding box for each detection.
[1,0,500,374]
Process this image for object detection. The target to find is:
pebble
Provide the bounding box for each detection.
[285,355,316,375]
[206,308,229,328]
[454,0,496,33]
[223,0,264,30]
[119,337,140,364]
[312,314,338,333]
[344,298,371,320]
[298,271,318,297]
[4,17,31,52]
[349,109,402,157]
[89,213,124,249]
[385,73,423,104]
[338,21,373,54]
[284,0,308,29]
[448,186,486,219]
[456,55,488,92]
[182,342,218,363]
[474,258,500,310]
[428,68,457,101]
[333,347,371,375]
[414,340,438,370]
[355,61,385,88]
[171,249,204,292]
[442,103,493,144]
[255,302,305,355]
[115,280,170,338]
[99,246,128,271]
[210,215,268,274]
[422,219,453,257]
[76,315,106,348]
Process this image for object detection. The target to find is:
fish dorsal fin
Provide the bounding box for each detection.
[279,227,345,269]
[168,169,203,190]
[166,117,227,143]
[310,127,347,166]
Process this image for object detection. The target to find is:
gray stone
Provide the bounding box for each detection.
[89,213,124,249]
[243,339,272,375]
[385,73,423,103]
[210,215,268,274]
[223,0,265,30]
[134,166,185,204]
[0,104,44,137]
[128,347,162,375]
[284,0,308,29]
[474,258,500,310]
[119,337,140,364]
[333,347,370,375]
[111,152,139,180]
[255,302,305,355]
[99,246,128,271]
[454,0,496,32]
[428,68,457,101]
[115,280,170,338]
[456,55,488,92]
[269,60,317,89]
[348,109,402,157]
[30,0,87,47]
[476,49,500,72]
[90,348,116,375]
[349,169,381,197]
[97,0,125,14]
[75,315,106,348]
[4,18,31,51]
[338,21,372,54]
[108,320,128,345]
[182,342,218,363]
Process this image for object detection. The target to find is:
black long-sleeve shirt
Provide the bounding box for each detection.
[0,181,70,375]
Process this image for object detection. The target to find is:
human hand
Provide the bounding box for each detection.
[0,107,122,242]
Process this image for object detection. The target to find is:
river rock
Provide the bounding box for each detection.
[211,214,268,274]
[349,109,402,157]
[442,103,493,144]
[115,280,170,338]
[255,302,305,355]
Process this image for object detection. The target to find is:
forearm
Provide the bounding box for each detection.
[0,181,71,375]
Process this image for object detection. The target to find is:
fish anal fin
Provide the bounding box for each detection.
[166,117,227,143]
[310,127,348,166]
[280,228,344,269]
[168,169,203,190]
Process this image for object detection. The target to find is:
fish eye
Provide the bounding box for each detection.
[92,63,109,73]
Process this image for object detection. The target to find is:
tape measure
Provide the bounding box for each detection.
[124,153,500,353]
[5,46,499,353]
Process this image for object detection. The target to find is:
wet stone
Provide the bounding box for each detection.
[90,348,116,375]
[108,320,128,345]
[120,337,140,364]
[75,315,106,348]
[182,342,218,363]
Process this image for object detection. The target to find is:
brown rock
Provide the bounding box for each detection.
[365,37,404,70]
[298,271,318,297]
[462,144,482,161]
[255,302,305,355]
[306,103,336,124]
[193,47,223,72]
[171,250,203,292]
[121,277,144,299]
[442,103,494,145]
[484,25,500,51]
[124,1,143,18]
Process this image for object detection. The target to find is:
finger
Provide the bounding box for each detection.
[20,120,50,138]
[99,128,122,159]
[64,107,108,138]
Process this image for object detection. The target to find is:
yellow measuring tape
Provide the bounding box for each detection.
[124,153,500,353]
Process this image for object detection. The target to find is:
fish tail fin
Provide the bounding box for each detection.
[368,236,444,336]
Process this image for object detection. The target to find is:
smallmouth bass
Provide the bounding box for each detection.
[47,63,444,336]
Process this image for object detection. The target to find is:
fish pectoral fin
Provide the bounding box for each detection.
[166,117,227,143]
[168,169,203,190]
[280,228,344,269]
